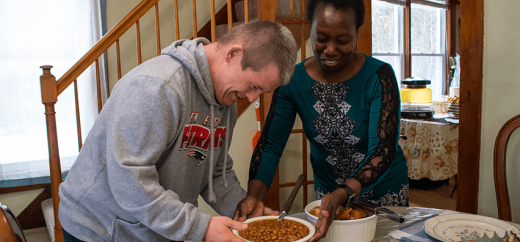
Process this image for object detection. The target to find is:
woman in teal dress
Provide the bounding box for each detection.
[234,0,409,241]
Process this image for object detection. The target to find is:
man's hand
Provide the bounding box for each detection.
[202,216,247,242]
[233,196,279,221]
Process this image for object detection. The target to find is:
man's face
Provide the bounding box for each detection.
[214,61,281,106]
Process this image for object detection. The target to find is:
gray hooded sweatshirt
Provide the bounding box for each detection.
[58,38,247,242]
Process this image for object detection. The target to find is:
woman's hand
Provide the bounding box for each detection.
[202,216,247,242]
[308,190,345,242]
[233,196,279,221]
[233,180,277,221]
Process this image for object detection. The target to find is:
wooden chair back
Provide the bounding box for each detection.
[493,114,520,221]
[0,203,26,242]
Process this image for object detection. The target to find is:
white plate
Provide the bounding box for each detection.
[423,213,520,241]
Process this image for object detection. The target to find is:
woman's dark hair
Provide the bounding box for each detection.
[306,0,365,30]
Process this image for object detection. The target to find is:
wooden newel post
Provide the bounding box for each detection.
[40,65,65,242]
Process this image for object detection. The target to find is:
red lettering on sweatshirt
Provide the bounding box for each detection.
[203,115,211,126]
[190,126,210,148]
[214,127,227,148]
[180,125,227,151]
[189,112,199,123]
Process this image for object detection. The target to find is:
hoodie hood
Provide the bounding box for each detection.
[161,38,231,204]
[161,38,219,107]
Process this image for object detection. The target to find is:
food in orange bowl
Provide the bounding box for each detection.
[305,200,377,242]
[232,215,315,242]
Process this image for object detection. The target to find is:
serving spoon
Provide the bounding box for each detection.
[278,174,306,221]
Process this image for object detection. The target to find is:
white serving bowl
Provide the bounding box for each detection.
[232,215,315,242]
[304,200,377,242]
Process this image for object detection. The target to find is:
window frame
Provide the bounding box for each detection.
[372,0,450,97]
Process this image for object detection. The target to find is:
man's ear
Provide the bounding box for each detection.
[225,44,245,63]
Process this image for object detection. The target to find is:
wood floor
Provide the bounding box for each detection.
[408,176,457,211]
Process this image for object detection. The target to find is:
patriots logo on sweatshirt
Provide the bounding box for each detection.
[187,150,207,165]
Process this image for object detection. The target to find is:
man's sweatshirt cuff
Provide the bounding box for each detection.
[187,212,211,242]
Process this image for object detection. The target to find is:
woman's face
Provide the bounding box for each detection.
[311,3,358,73]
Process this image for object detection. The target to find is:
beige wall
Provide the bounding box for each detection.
[479,0,520,223]
[106,0,228,92]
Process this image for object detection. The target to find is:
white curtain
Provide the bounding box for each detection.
[0,0,106,187]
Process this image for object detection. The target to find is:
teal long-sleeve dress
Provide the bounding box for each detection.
[249,56,409,206]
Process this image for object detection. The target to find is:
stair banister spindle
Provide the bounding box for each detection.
[40,65,65,242]
[192,0,198,38]
[245,0,249,22]
[228,0,233,29]
[155,3,161,55]
[116,39,122,80]
[136,20,143,65]
[73,79,83,151]
[211,0,216,42]
[300,0,306,60]
[95,59,102,113]
[175,0,180,40]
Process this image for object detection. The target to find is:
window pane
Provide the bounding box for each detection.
[411,4,444,54]
[372,0,403,53]
[411,55,444,100]
[0,0,101,186]
[373,54,403,84]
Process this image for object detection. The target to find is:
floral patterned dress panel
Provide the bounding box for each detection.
[311,82,366,183]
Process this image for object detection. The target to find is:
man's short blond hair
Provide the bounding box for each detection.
[217,20,297,86]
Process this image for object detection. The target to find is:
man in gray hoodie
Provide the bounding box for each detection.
[58,20,297,242]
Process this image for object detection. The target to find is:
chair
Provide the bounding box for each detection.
[493,114,520,222]
[0,203,26,242]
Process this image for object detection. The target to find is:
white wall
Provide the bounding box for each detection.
[479,0,520,223]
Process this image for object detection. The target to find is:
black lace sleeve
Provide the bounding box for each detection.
[351,64,401,188]
[248,87,281,181]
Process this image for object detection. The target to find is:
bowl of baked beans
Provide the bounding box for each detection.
[232,215,315,242]
[304,200,377,242]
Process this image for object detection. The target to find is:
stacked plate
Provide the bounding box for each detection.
[424,213,520,241]
[446,103,459,119]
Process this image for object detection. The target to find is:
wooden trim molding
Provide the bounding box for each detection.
[456,0,483,214]
[356,0,372,56]
[0,184,49,195]
[404,0,411,78]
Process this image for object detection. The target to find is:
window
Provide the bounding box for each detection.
[372,0,405,85]
[411,3,446,100]
[0,0,106,187]
[372,0,448,100]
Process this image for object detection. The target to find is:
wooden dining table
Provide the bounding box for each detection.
[289,206,520,242]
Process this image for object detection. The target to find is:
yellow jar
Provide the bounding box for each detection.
[400,78,433,119]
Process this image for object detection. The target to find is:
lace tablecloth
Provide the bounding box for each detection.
[399,118,459,181]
